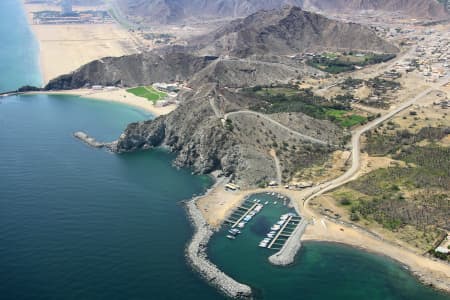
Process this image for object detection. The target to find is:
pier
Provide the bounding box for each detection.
[269,218,309,266]
[228,203,258,228]
[267,215,301,249]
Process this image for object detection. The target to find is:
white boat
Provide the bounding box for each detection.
[259,243,267,248]
[229,229,240,235]
[267,233,274,238]
[274,201,277,204]
[271,225,281,231]
[238,222,245,228]
[265,201,269,205]
[269,231,276,235]
[226,235,236,240]
[277,220,285,225]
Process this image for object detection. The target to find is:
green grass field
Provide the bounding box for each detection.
[126,86,167,103]
[325,109,367,128]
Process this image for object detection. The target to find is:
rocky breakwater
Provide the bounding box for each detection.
[73,131,115,149]
[185,196,252,299]
[268,218,309,266]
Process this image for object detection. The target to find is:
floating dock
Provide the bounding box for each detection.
[224,199,262,229]
[268,215,301,250]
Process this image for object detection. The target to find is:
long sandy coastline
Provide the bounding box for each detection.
[22,2,139,85]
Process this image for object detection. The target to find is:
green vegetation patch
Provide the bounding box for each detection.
[245,85,367,128]
[307,52,396,74]
[364,127,450,156]
[126,86,167,103]
[325,109,367,128]
[334,142,449,250]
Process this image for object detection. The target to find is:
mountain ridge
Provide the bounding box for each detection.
[114,0,448,24]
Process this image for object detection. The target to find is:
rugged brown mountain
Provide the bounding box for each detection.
[306,0,449,20]
[115,0,305,24]
[45,7,397,90]
[114,0,448,24]
[45,51,217,90]
[193,7,399,57]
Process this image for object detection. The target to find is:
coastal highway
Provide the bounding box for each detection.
[303,76,449,206]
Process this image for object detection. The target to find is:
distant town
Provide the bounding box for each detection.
[26,0,114,25]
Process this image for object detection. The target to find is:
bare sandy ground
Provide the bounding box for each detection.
[24,3,139,84]
[30,89,176,116]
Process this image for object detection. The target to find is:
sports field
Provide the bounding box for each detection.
[126,86,167,103]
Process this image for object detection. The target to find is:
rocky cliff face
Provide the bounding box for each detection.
[113,85,339,187]
[114,87,276,186]
[193,7,399,57]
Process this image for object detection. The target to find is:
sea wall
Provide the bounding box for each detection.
[185,198,252,299]
[268,218,309,266]
[73,131,116,149]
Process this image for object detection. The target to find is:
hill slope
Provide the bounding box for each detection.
[307,0,448,20]
[193,7,399,57]
[114,0,448,24]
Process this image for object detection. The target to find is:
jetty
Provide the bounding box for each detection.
[185,192,252,299]
[73,131,115,149]
[267,215,299,249]
[269,217,309,266]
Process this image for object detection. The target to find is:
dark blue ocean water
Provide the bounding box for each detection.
[0,1,449,299]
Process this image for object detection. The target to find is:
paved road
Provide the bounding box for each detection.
[303,77,449,206]
[224,110,330,146]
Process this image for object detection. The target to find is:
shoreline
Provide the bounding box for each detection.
[22,2,139,85]
[25,89,177,117]
[194,182,450,296]
[301,215,450,293]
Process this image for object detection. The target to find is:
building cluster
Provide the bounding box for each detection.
[391,29,450,82]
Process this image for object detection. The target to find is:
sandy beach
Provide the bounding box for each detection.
[195,183,450,293]
[23,3,140,84]
[31,88,177,116]
[302,218,450,292]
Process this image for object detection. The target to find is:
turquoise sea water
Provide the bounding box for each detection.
[210,194,450,300]
[1,0,449,299]
[0,0,42,92]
